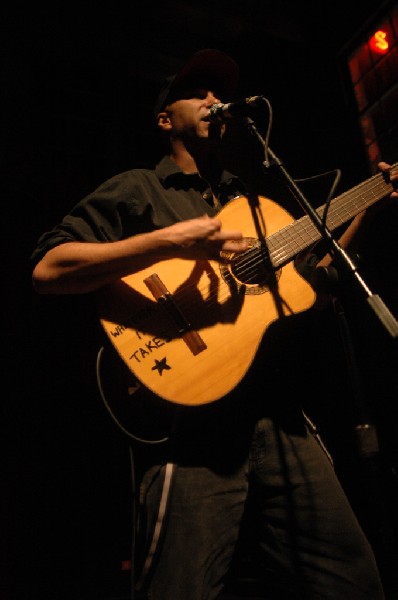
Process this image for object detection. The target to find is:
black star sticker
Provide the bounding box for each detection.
[152,357,171,376]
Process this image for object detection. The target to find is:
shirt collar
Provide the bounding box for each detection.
[155,154,242,191]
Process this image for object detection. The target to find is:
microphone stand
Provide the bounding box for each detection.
[242,116,398,592]
[242,116,398,338]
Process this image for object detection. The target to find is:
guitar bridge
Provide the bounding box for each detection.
[144,273,207,356]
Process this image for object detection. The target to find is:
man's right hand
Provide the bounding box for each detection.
[161,214,248,261]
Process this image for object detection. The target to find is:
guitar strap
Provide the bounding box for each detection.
[134,461,175,594]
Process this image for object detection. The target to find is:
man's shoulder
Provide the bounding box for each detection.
[93,165,159,193]
[110,155,173,184]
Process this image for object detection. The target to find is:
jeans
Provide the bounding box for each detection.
[135,406,385,600]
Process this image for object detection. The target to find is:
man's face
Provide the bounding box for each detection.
[162,87,224,141]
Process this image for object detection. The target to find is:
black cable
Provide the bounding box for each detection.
[95,346,169,445]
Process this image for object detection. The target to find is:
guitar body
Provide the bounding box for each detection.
[96,163,396,409]
[96,195,315,406]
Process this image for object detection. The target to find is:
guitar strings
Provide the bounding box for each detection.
[269,167,394,266]
[171,167,394,317]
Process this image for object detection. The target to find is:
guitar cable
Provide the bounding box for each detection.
[95,346,169,445]
[302,410,334,467]
[96,345,174,599]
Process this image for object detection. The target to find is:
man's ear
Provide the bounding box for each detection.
[157,111,172,131]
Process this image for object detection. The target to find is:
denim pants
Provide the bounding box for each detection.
[135,407,385,600]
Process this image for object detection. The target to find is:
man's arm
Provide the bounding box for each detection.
[32,215,247,295]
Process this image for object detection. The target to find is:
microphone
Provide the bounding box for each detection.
[208,96,265,122]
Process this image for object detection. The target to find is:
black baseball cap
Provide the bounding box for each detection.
[153,48,240,116]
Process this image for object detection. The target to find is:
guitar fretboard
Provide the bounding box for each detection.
[269,162,397,267]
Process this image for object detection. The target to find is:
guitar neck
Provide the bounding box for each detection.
[269,162,397,267]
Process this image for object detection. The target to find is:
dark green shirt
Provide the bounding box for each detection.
[30,155,245,265]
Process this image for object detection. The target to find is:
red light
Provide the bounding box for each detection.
[369,30,389,54]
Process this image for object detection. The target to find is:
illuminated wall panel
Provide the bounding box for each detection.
[347,4,398,171]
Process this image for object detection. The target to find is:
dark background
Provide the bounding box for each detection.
[3,2,398,599]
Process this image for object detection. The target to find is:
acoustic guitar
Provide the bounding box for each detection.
[96,165,396,407]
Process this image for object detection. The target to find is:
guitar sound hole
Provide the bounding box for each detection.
[220,238,279,294]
